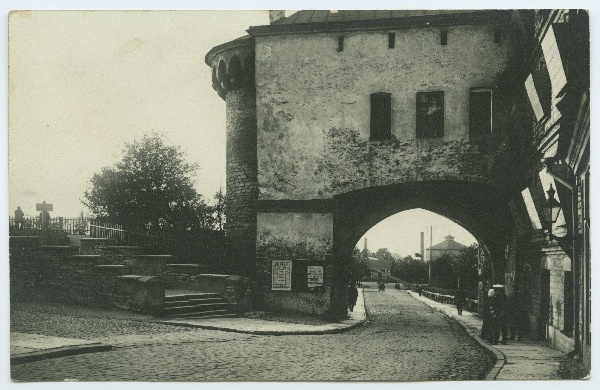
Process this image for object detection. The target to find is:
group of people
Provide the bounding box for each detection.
[13,206,51,229]
[481,286,509,345]
[378,281,386,292]
[454,284,526,345]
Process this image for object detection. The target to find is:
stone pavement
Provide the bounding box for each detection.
[408,290,590,380]
[10,288,366,364]
[11,285,493,381]
[10,333,112,365]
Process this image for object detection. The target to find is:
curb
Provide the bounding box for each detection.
[407,290,505,381]
[155,319,366,336]
[11,343,113,365]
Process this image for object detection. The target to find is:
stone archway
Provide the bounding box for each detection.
[329,180,514,316]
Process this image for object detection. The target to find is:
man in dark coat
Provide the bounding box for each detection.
[491,286,509,345]
[14,206,25,228]
[347,284,359,312]
[455,288,466,315]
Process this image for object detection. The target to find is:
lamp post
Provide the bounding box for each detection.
[541,184,562,239]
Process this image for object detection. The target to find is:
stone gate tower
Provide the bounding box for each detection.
[206,37,257,277]
[207,10,527,316]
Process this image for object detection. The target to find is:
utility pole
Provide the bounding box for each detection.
[428,226,433,286]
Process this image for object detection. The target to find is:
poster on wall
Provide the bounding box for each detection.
[272,260,292,291]
[307,265,324,288]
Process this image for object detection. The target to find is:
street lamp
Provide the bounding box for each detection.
[541,184,562,238]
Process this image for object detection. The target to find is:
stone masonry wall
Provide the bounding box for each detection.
[10,238,164,314]
[255,24,516,200]
[256,212,333,314]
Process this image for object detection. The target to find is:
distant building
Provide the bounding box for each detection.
[427,235,466,261]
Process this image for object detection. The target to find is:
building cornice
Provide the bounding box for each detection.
[248,10,511,37]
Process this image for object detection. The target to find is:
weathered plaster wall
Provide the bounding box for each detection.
[255,25,515,200]
[256,212,333,313]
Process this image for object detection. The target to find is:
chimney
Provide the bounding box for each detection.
[269,10,285,24]
[420,232,425,259]
[363,238,368,252]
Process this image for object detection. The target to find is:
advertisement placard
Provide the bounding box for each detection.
[307,265,324,288]
[272,260,292,291]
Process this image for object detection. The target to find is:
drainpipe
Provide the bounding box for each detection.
[544,162,580,356]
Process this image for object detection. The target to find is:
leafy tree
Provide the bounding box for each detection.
[349,247,370,283]
[83,133,211,233]
[431,254,456,288]
[211,187,226,231]
[392,255,428,283]
[452,244,480,291]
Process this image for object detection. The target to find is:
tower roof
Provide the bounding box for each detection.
[429,235,466,251]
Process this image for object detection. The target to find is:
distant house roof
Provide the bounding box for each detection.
[366,256,393,271]
[428,235,466,251]
[248,10,511,36]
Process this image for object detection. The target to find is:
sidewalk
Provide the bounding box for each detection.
[10,332,112,365]
[10,289,367,363]
[157,287,367,334]
[408,290,589,380]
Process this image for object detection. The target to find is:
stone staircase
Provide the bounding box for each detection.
[162,293,236,319]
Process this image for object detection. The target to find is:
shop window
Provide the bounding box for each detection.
[416,91,444,138]
[563,271,574,334]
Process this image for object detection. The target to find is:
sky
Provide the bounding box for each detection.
[359,208,476,258]
[8,10,270,217]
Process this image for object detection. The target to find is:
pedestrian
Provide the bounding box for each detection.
[347,283,358,312]
[455,288,465,315]
[418,284,422,296]
[491,285,509,345]
[481,287,495,343]
[39,209,51,230]
[509,287,527,341]
[14,206,25,229]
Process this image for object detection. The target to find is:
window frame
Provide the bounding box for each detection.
[416,91,445,139]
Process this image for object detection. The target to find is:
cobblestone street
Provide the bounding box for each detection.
[11,284,494,382]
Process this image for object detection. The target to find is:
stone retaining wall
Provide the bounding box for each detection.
[9,237,164,314]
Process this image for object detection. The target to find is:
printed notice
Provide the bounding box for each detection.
[307,265,324,288]
[272,260,292,291]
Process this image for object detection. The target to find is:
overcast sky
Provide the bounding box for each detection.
[8,10,270,217]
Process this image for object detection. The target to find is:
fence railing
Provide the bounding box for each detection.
[9,217,91,235]
[88,220,225,267]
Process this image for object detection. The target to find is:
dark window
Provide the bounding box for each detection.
[494,27,502,44]
[337,35,344,52]
[469,90,492,134]
[416,91,444,138]
[440,29,448,45]
[388,32,395,48]
[370,93,392,140]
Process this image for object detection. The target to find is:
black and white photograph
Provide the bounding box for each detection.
[4,0,594,384]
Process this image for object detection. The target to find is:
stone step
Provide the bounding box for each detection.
[163,298,223,308]
[163,302,231,314]
[164,310,235,319]
[164,293,220,302]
